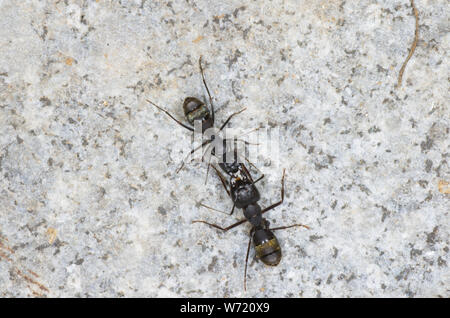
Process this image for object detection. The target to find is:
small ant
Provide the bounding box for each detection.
[147,56,246,174]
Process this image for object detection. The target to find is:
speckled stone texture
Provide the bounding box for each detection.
[0,0,448,297]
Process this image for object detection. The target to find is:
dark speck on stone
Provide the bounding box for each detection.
[233,6,246,18]
[158,206,167,215]
[208,256,218,271]
[326,274,333,284]
[420,136,434,153]
[437,256,446,267]
[346,273,356,283]
[75,258,84,265]
[227,49,242,69]
[358,184,371,195]
[39,96,51,106]
[331,200,337,209]
[327,155,336,164]
[368,126,381,133]
[315,163,327,170]
[309,235,323,242]
[418,180,428,188]
[425,159,433,173]
[395,268,410,281]
[332,247,338,258]
[426,226,439,245]
[410,245,422,258]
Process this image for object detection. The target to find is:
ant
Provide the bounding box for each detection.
[193,164,309,291]
[147,56,247,174]
[148,56,309,290]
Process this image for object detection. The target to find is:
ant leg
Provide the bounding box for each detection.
[147,99,194,132]
[244,156,264,182]
[210,164,231,197]
[198,201,235,216]
[244,229,255,291]
[238,127,261,138]
[261,169,285,214]
[202,143,215,185]
[176,139,212,173]
[204,155,212,185]
[229,202,236,216]
[196,162,235,210]
[235,141,256,185]
[202,142,213,161]
[195,164,235,219]
[230,139,263,182]
[240,158,264,184]
[192,218,247,232]
[199,56,215,124]
[192,220,229,231]
[241,164,255,183]
[231,126,261,149]
[269,224,310,231]
[253,175,265,184]
[219,108,247,131]
[198,202,228,215]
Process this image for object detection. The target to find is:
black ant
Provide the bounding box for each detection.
[193,164,309,290]
[147,56,246,174]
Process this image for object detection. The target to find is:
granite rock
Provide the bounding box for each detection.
[0,0,448,297]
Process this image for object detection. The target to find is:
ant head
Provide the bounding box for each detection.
[218,146,240,174]
[183,97,213,132]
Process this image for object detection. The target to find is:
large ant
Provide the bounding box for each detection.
[148,57,309,290]
[194,164,309,290]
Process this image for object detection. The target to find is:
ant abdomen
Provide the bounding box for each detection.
[253,229,282,266]
[183,97,213,131]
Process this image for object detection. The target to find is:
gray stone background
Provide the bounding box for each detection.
[0,0,448,297]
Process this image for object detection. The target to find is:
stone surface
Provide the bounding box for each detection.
[0,0,448,297]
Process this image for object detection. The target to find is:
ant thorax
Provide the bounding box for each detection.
[229,168,250,186]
